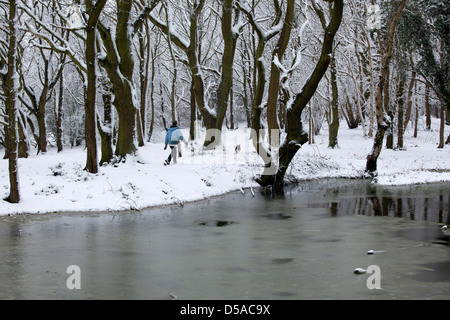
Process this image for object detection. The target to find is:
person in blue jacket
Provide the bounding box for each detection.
[164,121,187,165]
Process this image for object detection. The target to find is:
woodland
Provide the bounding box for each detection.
[1,0,449,204]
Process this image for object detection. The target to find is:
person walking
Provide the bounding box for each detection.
[164,121,187,165]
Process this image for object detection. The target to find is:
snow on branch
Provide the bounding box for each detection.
[131,0,160,36]
[311,0,328,29]
[236,0,282,41]
[236,0,265,39]
[232,11,245,36]
[19,4,87,73]
[273,54,288,74]
[149,11,189,52]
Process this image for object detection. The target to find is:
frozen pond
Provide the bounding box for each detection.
[0,179,449,299]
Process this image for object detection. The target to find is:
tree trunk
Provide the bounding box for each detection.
[397,71,406,149]
[114,98,137,158]
[385,67,393,149]
[438,104,445,148]
[83,0,107,174]
[241,50,252,128]
[37,97,48,154]
[136,108,144,148]
[17,112,29,158]
[56,68,64,153]
[366,0,406,175]
[158,68,167,131]
[98,86,114,165]
[425,83,431,130]
[403,54,416,131]
[229,86,235,130]
[366,31,375,138]
[5,0,20,203]
[413,100,419,138]
[137,25,150,147]
[328,51,339,148]
[267,0,295,146]
[189,80,196,141]
[147,45,157,142]
[114,2,137,159]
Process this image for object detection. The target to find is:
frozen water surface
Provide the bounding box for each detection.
[0,179,449,299]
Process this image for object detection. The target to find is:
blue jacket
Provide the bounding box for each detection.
[165,126,184,146]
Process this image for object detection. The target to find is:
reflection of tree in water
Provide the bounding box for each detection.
[3,219,25,299]
[330,202,339,216]
[364,193,448,223]
[283,179,448,223]
[330,183,450,224]
[369,196,404,218]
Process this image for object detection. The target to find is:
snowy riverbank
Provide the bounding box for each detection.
[1,121,449,216]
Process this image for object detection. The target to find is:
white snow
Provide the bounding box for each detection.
[366,3,381,30]
[1,118,449,216]
[354,268,367,274]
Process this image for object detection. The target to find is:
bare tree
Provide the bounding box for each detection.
[1,0,20,203]
[236,0,284,156]
[366,0,406,175]
[96,0,160,159]
[266,0,295,146]
[254,0,344,187]
[18,2,65,155]
[83,0,107,173]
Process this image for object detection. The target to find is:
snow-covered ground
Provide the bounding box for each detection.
[1,119,449,216]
